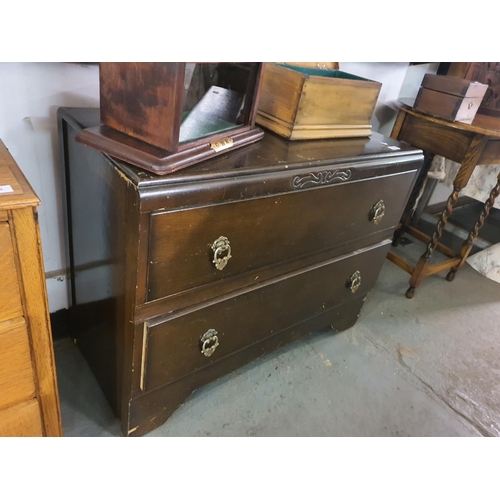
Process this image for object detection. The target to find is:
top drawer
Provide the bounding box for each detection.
[146,168,416,303]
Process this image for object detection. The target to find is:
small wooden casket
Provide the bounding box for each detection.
[256,63,382,140]
[413,74,488,124]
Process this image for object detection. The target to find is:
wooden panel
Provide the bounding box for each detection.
[100,62,185,151]
[446,63,473,79]
[479,139,500,165]
[0,211,7,222]
[10,207,62,436]
[0,317,36,410]
[0,399,43,437]
[143,241,391,392]
[398,113,473,163]
[256,64,304,126]
[420,74,488,98]
[0,140,39,210]
[296,77,380,126]
[414,88,481,124]
[147,171,417,301]
[289,123,372,140]
[0,222,23,323]
[137,228,396,323]
[256,65,381,139]
[396,102,500,139]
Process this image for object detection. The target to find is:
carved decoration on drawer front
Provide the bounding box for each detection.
[291,169,352,189]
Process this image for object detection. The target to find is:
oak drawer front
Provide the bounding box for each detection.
[141,240,390,392]
[0,318,36,410]
[0,399,43,437]
[0,222,23,323]
[147,170,415,302]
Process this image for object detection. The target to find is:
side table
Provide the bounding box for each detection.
[388,101,500,298]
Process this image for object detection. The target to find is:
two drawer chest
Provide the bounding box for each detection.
[59,107,423,436]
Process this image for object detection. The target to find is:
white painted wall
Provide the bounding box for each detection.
[0,62,432,312]
[340,62,410,137]
[0,63,99,312]
[399,62,440,99]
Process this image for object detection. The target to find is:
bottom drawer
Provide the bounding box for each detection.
[0,318,36,410]
[0,399,43,437]
[140,239,391,393]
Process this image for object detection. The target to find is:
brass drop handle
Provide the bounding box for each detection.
[211,236,232,271]
[346,270,362,293]
[200,329,220,357]
[369,199,386,225]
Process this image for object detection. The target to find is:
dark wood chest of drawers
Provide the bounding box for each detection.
[59,107,423,436]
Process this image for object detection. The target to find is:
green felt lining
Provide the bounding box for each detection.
[277,64,373,82]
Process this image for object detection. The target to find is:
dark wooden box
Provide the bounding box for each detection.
[414,74,488,124]
[76,63,265,175]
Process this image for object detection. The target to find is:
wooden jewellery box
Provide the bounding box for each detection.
[59,107,423,436]
[76,62,265,175]
[413,74,488,124]
[256,63,382,140]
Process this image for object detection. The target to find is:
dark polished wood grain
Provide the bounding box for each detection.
[397,100,500,141]
[78,63,266,175]
[70,108,420,187]
[143,241,390,392]
[77,124,265,175]
[136,230,397,322]
[59,107,423,436]
[100,63,186,151]
[147,172,415,301]
[397,112,473,164]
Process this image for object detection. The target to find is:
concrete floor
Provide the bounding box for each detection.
[54,240,500,437]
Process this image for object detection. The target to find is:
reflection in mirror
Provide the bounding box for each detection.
[179,63,260,144]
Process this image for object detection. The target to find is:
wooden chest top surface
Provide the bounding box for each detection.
[0,141,39,210]
[60,107,423,188]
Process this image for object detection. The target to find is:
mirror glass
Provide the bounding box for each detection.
[179,63,260,144]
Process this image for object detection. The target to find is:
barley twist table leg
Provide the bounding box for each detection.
[406,187,461,298]
[446,172,500,282]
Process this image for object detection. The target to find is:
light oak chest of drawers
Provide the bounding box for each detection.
[0,141,61,437]
[59,107,423,436]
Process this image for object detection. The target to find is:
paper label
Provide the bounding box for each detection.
[0,185,14,194]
